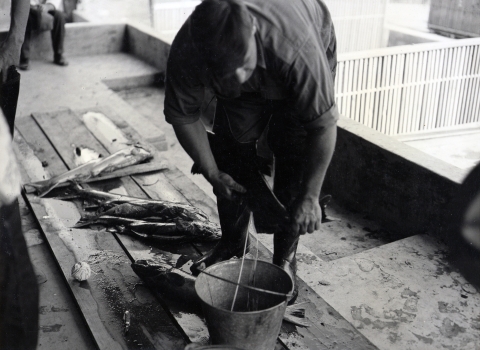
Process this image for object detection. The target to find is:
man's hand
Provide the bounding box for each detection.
[290,195,322,235]
[209,171,246,202]
[0,40,20,82]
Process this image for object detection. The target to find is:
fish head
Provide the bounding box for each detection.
[131,259,173,278]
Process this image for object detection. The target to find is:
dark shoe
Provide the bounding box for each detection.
[190,238,251,276]
[54,54,68,67]
[18,60,29,71]
[191,205,252,276]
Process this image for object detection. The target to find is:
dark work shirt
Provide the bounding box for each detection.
[164,0,339,142]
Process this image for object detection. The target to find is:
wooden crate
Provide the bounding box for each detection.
[428,0,480,38]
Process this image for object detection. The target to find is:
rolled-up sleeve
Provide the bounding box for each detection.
[281,35,339,130]
[164,26,205,125]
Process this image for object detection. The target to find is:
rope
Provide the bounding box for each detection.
[230,213,252,311]
[199,267,293,299]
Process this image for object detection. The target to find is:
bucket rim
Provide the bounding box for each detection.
[194,259,293,315]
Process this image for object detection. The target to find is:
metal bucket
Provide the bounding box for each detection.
[195,259,293,350]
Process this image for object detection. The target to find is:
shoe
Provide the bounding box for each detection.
[54,54,68,67]
[191,203,251,276]
[18,60,29,70]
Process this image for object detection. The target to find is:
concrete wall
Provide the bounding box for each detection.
[386,24,455,47]
[0,21,171,74]
[324,117,465,238]
[124,22,170,74]
[12,22,127,60]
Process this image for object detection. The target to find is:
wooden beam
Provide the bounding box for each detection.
[14,116,187,350]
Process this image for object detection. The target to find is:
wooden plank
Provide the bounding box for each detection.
[30,109,210,343]
[14,120,187,350]
[30,107,377,349]
[76,105,220,222]
[66,108,284,347]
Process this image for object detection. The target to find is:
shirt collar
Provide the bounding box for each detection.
[252,17,266,70]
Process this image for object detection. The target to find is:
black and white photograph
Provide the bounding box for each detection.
[1,0,479,349]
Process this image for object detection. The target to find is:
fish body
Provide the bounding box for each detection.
[25,159,101,197]
[91,146,152,176]
[75,215,178,235]
[26,147,153,197]
[74,215,220,242]
[71,185,208,222]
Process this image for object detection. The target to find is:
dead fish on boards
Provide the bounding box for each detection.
[25,146,153,197]
[74,215,221,243]
[131,259,311,327]
[69,184,208,222]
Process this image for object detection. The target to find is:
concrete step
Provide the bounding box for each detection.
[295,234,480,350]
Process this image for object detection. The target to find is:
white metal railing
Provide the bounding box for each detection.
[151,0,388,51]
[152,0,199,43]
[324,0,387,53]
[335,38,480,135]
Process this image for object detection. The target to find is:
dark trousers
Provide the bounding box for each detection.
[0,199,39,350]
[20,8,66,62]
[211,97,306,238]
[0,67,21,137]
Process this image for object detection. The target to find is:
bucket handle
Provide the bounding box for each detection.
[198,269,294,299]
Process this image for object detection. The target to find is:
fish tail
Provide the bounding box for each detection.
[73,216,96,228]
[24,179,56,198]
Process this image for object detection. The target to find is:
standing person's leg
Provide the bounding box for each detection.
[190,103,254,276]
[19,10,34,70]
[0,200,39,350]
[50,10,68,66]
[0,67,21,136]
[267,107,307,304]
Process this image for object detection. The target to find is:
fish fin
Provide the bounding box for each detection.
[73,217,95,228]
[282,313,311,327]
[283,302,311,327]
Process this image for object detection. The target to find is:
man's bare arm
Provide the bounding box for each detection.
[290,123,337,234]
[172,120,246,200]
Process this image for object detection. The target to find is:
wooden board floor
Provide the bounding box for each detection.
[14,107,376,349]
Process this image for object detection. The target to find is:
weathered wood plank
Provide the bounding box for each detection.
[75,105,220,222]
[14,118,187,350]
[31,109,213,345]
[65,108,289,348]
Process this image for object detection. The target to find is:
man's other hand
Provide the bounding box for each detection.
[290,196,322,235]
[0,40,20,82]
[210,171,246,202]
